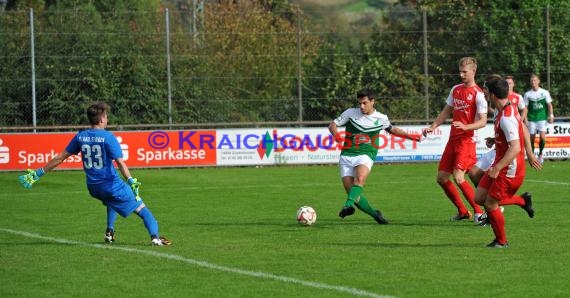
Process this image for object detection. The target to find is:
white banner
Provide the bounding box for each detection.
[215,123,570,166]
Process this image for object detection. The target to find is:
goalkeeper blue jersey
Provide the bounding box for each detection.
[66,129,123,185]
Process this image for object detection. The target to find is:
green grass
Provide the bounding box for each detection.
[1,162,569,297]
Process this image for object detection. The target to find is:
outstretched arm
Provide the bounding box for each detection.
[18,150,72,189]
[43,151,72,173]
[385,126,422,142]
[423,105,453,135]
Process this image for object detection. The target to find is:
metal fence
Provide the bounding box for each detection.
[1,5,568,131]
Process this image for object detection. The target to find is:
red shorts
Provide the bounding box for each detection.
[478,172,524,201]
[438,138,476,173]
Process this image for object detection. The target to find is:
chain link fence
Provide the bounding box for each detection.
[1,4,568,131]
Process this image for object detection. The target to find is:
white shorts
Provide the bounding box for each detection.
[527,120,548,134]
[475,149,496,172]
[339,155,374,178]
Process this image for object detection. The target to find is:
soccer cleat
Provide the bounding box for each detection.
[450,211,472,221]
[473,213,483,224]
[521,192,535,218]
[372,210,389,224]
[475,207,504,227]
[104,228,115,243]
[486,239,509,248]
[338,206,355,218]
[476,213,489,226]
[151,236,172,246]
[538,155,544,165]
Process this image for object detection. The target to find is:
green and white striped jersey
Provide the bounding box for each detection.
[523,88,552,121]
[333,108,391,161]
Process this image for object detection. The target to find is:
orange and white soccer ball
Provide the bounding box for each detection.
[296,206,317,226]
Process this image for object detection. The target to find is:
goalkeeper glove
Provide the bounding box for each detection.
[128,177,142,201]
[18,168,45,189]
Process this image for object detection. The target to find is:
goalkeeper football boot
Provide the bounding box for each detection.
[521,192,535,218]
[104,228,115,243]
[450,211,472,222]
[486,239,509,248]
[151,236,172,246]
[372,210,389,224]
[338,206,355,218]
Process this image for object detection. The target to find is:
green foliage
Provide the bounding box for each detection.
[2,0,570,127]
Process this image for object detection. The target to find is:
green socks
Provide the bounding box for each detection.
[355,195,377,217]
[344,185,363,207]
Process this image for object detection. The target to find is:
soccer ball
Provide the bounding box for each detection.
[296,206,317,226]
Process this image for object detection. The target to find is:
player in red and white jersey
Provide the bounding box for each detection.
[469,74,538,187]
[505,75,527,122]
[423,57,487,222]
[475,78,534,248]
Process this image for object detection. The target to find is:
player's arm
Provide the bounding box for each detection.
[115,157,132,180]
[18,150,72,189]
[423,104,453,135]
[453,112,487,131]
[488,139,520,178]
[45,150,73,172]
[385,126,422,142]
[329,110,351,143]
[520,107,528,124]
[547,102,554,123]
[116,157,142,200]
[522,124,542,170]
[328,121,342,143]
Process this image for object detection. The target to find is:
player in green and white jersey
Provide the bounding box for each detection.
[523,74,554,163]
[328,89,421,224]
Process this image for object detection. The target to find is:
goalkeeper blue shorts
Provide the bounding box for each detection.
[88,181,143,217]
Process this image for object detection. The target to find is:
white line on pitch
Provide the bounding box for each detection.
[0,228,393,298]
[525,179,570,186]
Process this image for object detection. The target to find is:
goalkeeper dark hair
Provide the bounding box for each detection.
[87,102,111,125]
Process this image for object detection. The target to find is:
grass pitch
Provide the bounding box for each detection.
[1,162,569,297]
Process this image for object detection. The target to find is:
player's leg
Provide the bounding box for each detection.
[350,158,389,224]
[339,156,374,219]
[437,143,470,219]
[499,175,534,218]
[484,194,508,247]
[347,161,372,205]
[468,165,484,187]
[528,121,537,155]
[537,121,547,163]
[485,175,521,247]
[473,173,498,226]
[111,182,170,246]
[338,156,356,218]
[105,205,117,243]
[469,149,495,187]
[454,140,483,217]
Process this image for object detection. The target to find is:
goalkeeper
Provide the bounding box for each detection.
[18,102,171,246]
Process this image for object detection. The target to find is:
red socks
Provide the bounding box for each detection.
[458,181,483,214]
[500,195,525,206]
[488,207,507,244]
[441,180,468,215]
